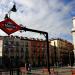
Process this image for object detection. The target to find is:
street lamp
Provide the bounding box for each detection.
[4,3,17,19]
[4,14,9,19]
[10,4,17,12]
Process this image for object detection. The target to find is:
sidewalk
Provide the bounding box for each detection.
[20,66,75,75]
[30,67,74,75]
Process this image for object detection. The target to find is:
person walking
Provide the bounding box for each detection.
[28,63,32,72]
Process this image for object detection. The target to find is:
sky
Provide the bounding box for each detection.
[0,0,75,43]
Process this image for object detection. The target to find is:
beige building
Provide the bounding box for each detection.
[49,38,74,66]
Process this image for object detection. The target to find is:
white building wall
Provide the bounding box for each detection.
[50,40,58,47]
[72,17,75,57]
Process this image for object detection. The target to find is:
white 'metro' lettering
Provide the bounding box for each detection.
[5,22,16,29]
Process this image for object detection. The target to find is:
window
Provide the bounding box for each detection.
[10,49,14,53]
[16,41,19,46]
[16,49,19,52]
[21,48,24,52]
[25,42,28,47]
[4,49,9,54]
[4,40,8,45]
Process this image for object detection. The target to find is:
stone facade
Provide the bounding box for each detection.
[49,38,74,66]
[0,36,74,68]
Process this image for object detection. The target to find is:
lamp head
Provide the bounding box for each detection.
[11,4,17,12]
[4,14,9,19]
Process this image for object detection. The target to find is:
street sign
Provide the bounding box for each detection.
[0,18,21,35]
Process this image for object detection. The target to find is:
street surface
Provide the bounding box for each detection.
[0,67,75,75]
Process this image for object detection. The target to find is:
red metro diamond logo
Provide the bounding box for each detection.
[0,18,21,35]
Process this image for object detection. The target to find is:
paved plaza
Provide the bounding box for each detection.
[19,67,75,75]
[23,67,75,75]
[0,67,75,75]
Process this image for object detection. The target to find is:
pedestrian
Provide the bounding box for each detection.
[26,63,28,71]
[28,63,32,72]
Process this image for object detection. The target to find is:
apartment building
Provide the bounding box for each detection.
[28,38,47,67]
[0,36,74,68]
[0,36,29,68]
[49,38,74,66]
[0,36,49,68]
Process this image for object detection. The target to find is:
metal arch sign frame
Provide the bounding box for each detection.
[0,18,50,74]
[21,27,50,74]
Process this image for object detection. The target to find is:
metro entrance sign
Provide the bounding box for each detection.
[0,18,50,74]
[0,18,21,35]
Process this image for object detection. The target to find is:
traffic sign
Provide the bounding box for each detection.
[0,18,21,35]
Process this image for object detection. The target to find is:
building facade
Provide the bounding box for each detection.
[0,36,29,68]
[49,38,74,66]
[0,36,48,68]
[0,36,74,68]
[28,38,47,67]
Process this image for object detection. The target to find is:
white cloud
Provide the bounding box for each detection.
[15,0,33,8]
[0,0,74,42]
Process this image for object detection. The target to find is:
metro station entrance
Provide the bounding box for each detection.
[0,17,50,75]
